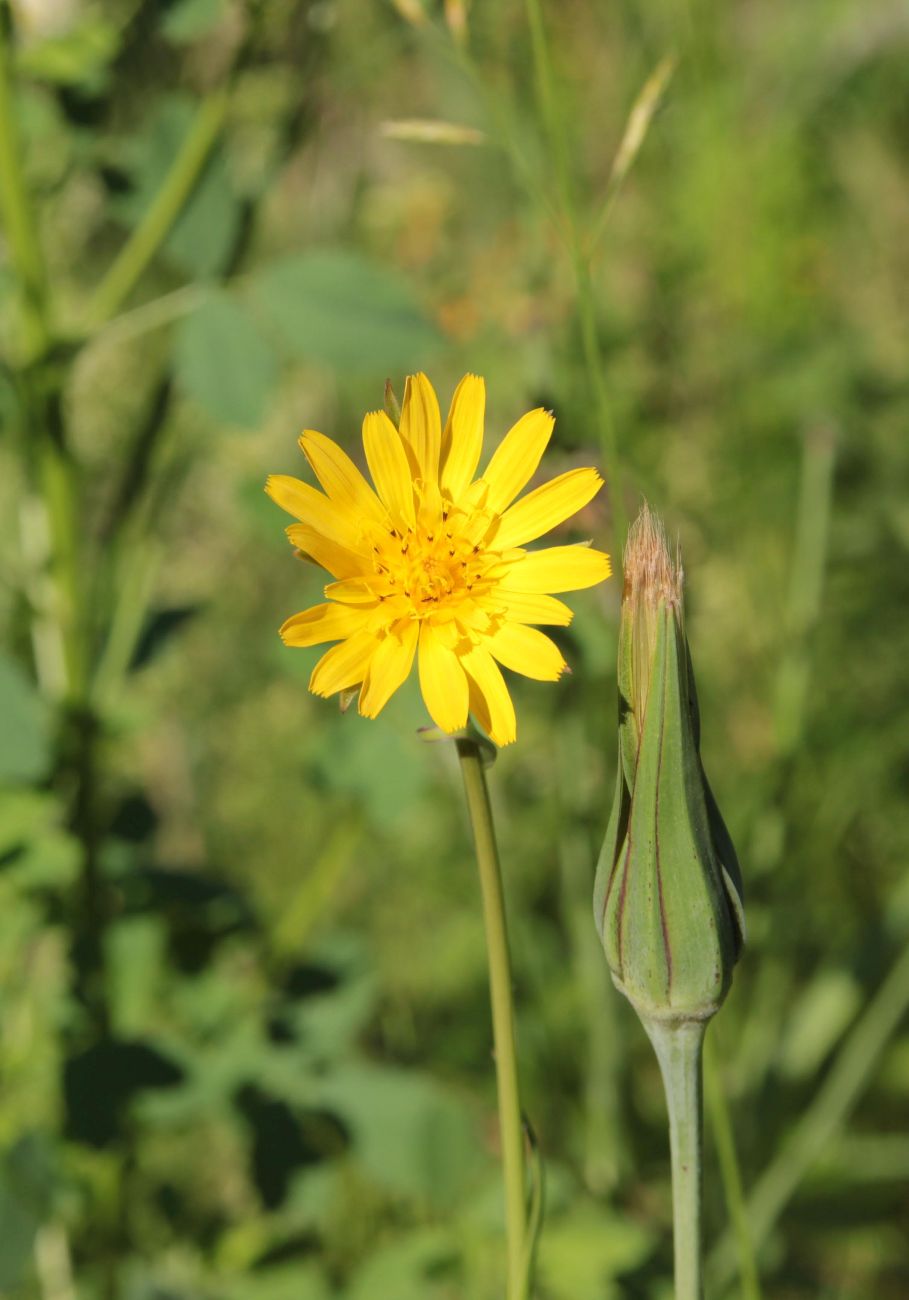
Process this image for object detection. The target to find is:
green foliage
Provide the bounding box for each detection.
[0,0,907,1297]
[252,250,443,373]
[176,293,278,428]
[116,96,240,279]
[0,653,50,783]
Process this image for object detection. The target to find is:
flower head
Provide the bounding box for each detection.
[267,373,611,746]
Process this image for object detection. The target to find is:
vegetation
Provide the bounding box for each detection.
[0,1,907,1297]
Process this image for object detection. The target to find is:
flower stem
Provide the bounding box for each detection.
[645,1017,706,1300]
[456,737,527,1300]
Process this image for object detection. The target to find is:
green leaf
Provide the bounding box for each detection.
[313,1064,483,1207]
[345,1228,459,1300]
[536,1207,655,1299]
[0,1136,56,1289]
[117,97,239,277]
[0,790,79,889]
[302,710,432,831]
[226,1262,330,1300]
[175,294,278,428]
[252,250,443,374]
[0,654,51,784]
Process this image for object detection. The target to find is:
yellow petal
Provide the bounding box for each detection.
[299,429,387,523]
[400,372,442,484]
[481,408,554,514]
[359,619,419,718]
[323,578,381,604]
[493,467,603,549]
[487,622,567,681]
[484,590,574,625]
[501,545,612,593]
[440,374,485,501]
[280,602,368,647]
[309,628,379,697]
[266,475,364,551]
[462,645,517,746]
[453,598,494,635]
[286,525,366,580]
[417,621,469,733]
[362,410,416,528]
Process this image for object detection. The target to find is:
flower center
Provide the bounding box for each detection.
[368,508,497,619]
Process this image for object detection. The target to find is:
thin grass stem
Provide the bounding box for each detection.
[709,941,909,1289]
[773,424,837,760]
[0,4,52,358]
[522,0,626,555]
[86,89,229,329]
[703,1030,762,1300]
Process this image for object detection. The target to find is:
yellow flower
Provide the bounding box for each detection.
[266,373,611,746]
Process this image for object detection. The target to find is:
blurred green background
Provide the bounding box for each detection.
[1,0,908,1296]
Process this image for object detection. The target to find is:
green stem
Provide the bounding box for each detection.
[524,0,572,211]
[646,1018,706,1300]
[703,1031,762,1300]
[456,737,527,1300]
[0,3,51,358]
[85,89,229,329]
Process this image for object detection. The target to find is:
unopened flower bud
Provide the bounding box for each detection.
[594,505,745,1024]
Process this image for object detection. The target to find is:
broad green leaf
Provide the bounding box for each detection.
[313,1064,483,1207]
[175,294,278,428]
[252,250,443,373]
[0,654,51,784]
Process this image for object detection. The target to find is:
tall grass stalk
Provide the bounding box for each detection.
[86,90,230,329]
[0,7,51,358]
[523,0,627,551]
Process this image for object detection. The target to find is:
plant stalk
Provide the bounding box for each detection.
[457,737,527,1300]
[646,1017,706,1300]
[0,3,51,359]
[85,89,229,329]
